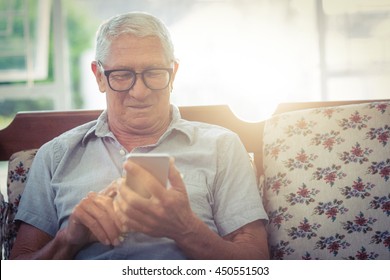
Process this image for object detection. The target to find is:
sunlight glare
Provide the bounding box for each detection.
[171,0,319,121]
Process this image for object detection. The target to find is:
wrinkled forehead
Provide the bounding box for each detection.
[104,34,172,64]
[105,35,171,68]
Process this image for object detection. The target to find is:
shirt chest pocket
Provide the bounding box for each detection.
[182,171,214,221]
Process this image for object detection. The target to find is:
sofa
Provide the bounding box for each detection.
[1,100,389,259]
[261,100,389,259]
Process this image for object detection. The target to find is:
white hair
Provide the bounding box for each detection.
[95,12,176,63]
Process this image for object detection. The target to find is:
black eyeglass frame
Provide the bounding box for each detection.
[97,61,174,92]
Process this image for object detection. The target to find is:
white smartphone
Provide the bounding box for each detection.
[124,153,170,191]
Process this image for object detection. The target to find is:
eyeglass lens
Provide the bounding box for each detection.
[108,69,171,91]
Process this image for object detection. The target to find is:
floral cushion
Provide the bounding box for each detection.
[262,101,390,259]
[0,190,6,259]
[1,149,37,259]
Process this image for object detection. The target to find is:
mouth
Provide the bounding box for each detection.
[127,104,153,109]
[126,104,155,115]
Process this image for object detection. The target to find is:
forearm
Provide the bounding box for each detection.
[11,229,83,260]
[174,217,268,260]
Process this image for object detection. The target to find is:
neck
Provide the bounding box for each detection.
[115,129,165,152]
[109,112,172,152]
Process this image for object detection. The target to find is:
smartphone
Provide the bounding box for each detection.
[124,153,170,196]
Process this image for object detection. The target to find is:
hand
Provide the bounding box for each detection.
[64,181,122,247]
[114,158,199,240]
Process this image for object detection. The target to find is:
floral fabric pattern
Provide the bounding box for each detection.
[263,101,390,260]
[1,149,37,259]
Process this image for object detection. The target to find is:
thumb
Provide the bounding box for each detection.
[168,158,186,192]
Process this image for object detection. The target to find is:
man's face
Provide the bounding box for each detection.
[93,35,178,135]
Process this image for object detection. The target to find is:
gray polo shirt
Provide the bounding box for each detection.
[16,105,267,259]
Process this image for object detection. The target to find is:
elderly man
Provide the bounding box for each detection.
[10,12,269,259]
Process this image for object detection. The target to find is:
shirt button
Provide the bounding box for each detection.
[119,149,126,156]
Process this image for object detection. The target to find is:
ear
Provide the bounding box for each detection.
[91,61,107,93]
[171,61,179,82]
[169,61,179,92]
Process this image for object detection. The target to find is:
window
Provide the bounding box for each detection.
[0,0,51,83]
[322,0,390,101]
[0,0,72,117]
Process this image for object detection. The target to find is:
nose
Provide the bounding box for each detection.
[128,73,151,100]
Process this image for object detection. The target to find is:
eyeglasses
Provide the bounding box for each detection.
[98,61,173,92]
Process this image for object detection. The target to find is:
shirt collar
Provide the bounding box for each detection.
[159,104,193,144]
[82,110,111,145]
[82,104,193,145]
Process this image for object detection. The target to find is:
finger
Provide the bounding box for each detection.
[115,178,146,211]
[72,197,108,244]
[167,158,186,194]
[78,193,120,245]
[91,193,122,242]
[114,179,165,235]
[117,207,153,234]
[115,197,163,236]
[99,180,120,198]
[114,183,151,231]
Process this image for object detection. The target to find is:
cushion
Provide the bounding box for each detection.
[262,101,390,259]
[1,149,37,259]
[0,190,6,259]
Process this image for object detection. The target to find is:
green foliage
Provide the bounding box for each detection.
[0,0,42,71]
[0,0,97,114]
[0,99,53,116]
[0,115,13,130]
[0,98,53,129]
[64,1,98,108]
